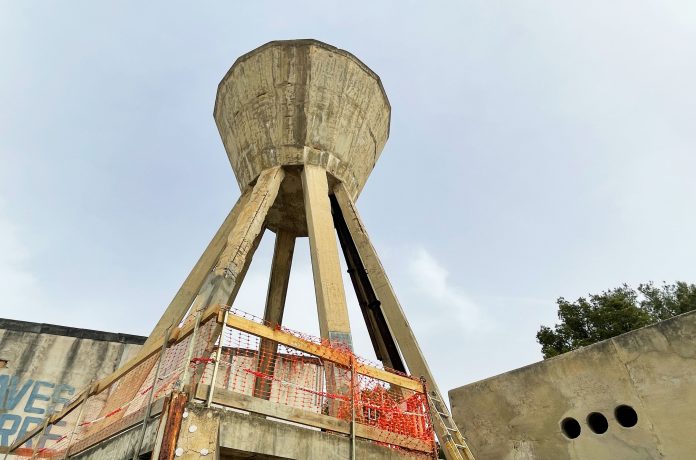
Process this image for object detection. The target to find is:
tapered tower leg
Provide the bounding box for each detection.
[331,195,406,373]
[172,166,285,337]
[303,165,353,414]
[143,187,253,351]
[333,184,430,381]
[87,185,258,428]
[209,166,285,306]
[176,167,285,398]
[101,167,284,423]
[333,184,476,460]
[302,166,353,349]
[254,230,295,399]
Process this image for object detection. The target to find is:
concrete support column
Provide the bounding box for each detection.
[174,406,221,459]
[254,230,295,399]
[302,165,353,349]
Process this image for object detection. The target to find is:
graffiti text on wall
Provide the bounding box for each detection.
[0,374,75,448]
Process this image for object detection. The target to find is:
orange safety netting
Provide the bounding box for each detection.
[197,307,436,455]
[9,307,436,458]
[9,318,218,459]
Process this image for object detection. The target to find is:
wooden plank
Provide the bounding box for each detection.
[302,165,352,347]
[196,384,347,433]
[156,391,188,460]
[224,312,422,392]
[195,385,432,453]
[355,424,432,454]
[254,230,295,398]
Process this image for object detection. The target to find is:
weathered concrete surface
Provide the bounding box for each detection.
[181,405,422,460]
[76,400,423,459]
[449,310,696,460]
[0,318,145,451]
[214,39,391,230]
[176,405,221,459]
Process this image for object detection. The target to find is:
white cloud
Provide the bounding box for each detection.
[406,247,491,334]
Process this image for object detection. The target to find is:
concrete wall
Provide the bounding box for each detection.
[68,403,422,460]
[448,310,696,460]
[0,318,145,451]
[214,405,420,460]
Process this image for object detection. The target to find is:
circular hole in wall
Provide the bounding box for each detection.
[560,417,581,439]
[587,412,609,434]
[615,405,638,428]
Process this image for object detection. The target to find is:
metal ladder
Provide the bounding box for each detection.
[427,390,476,460]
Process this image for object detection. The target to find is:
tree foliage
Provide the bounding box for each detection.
[537,282,696,359]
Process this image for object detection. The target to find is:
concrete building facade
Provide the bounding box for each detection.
[449,310,696,460]
[0,318,145,452]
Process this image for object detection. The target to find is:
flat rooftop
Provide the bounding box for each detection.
[0,317,147,345]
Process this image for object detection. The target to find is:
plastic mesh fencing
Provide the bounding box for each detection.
[197,307,436,455]
[9,316,218,459]
[9,308,435,458]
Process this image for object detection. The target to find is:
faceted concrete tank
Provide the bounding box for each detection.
[214,39,391,200]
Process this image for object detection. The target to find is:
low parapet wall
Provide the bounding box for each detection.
[63,403,422,460]
[0,318,145,453]
[449,310,696,460]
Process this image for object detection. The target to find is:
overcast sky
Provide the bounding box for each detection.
[1,1,695,395]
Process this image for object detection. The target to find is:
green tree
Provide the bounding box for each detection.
[537,282,696,359]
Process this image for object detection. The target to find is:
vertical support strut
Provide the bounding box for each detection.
[303,165,353,415]
[333,184,475,460]
[302,165,353,348]
[330,194,405,372]
[153,391,188,460]
[254,230,295,399]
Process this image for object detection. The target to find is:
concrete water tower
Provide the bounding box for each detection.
[8,40,475,460]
